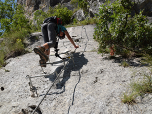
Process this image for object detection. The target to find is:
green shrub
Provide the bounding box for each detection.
[122,70,152,104]
[0,47,6,67]
[11,4,31,32]
[70,0,89,12]
[121,92,137,105]
[121,60,129,67]
[34,4,73,30]
[93,0,152,56]
[70,0,78,7]
[0,29,30,68]
[0,0,17,36]
[141,54,152,66]
[33,10,48,30]
[80,17,96,25]
[54,6,73,25]
[131,74,152,95]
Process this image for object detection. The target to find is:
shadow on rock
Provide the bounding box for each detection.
[45,52,88,89]
[44,65,64,82]
[56,52,88,89]
[39,52,88,98]
[103,56,149,67]
[19,105,42,114]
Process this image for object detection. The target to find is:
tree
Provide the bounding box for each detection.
[94,0,152,55]
[0,0,16,35]
[11,4,31,32]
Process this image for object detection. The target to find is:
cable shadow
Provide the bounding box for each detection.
[38,25,89,106]
[42,52,88,96]
[67,69,81,114]
[66,26,89,114]
[56,52,88,89]
[39,86,65,97]
[44,65,64,82]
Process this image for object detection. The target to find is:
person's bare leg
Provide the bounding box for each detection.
[44,49,50,56]
[42,43,50,56]
[43,43,49,49]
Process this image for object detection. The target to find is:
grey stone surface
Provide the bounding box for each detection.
[17,0,152,25]
[72,10,85,21]
[0,25,152,114]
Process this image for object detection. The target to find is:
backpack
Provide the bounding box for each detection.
[43,16,62,25]
[43,16,64,39]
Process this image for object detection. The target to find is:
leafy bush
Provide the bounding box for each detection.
[54,6,73,25]
[70,0,88,10]
[80,17,97,25]
[141,54,152,66]
[93,0,152,55]
[0,0,16,35]
[1,29,29,61]
[11,4,31,32]
[34,4,73,30]
[0,4,31,67]
[33,9,48,30]
[0,43,6,67]
[70,0,78,8]
[78,0,88,13]
[131,74,152,95]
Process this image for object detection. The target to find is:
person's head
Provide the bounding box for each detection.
[58,31,65,39]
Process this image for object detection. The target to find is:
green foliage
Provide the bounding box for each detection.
[0,1,31,35]
[141,54,152,66]
[70,0,78,8]
[34,9,48,30]
[70,0,89,11]
[131,74,152,96]
[54,6,73,25]
[34,4,73,30]
[11,4,31,32]
[69,17,97,27]
[121,92,137,105]
[0,0,16,35]
[121,60,129,67]
[0,29,29,68]
[0,2,32,67]
[78,0,88,13]
[0,43,6,67]
[80,17,96,25]
[122,70,152,104]
[94,0,152,56]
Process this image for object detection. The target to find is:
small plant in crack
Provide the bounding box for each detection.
[121,60,129,67]
[121,92,137,105]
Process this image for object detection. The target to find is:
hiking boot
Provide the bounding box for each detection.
[38,46,45,52]
[33,46,49,62]
[39,59,46,67]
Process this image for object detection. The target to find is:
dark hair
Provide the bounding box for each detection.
[59,32,65,39]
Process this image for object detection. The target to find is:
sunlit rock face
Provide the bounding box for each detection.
[17,0,152,22]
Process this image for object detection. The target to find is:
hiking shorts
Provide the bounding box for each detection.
[41,22,56,48]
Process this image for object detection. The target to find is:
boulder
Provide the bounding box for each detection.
[72,9,85,21]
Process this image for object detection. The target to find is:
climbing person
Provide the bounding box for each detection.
[33,16,79,67]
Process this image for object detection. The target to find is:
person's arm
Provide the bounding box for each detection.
[64,31,79,48]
